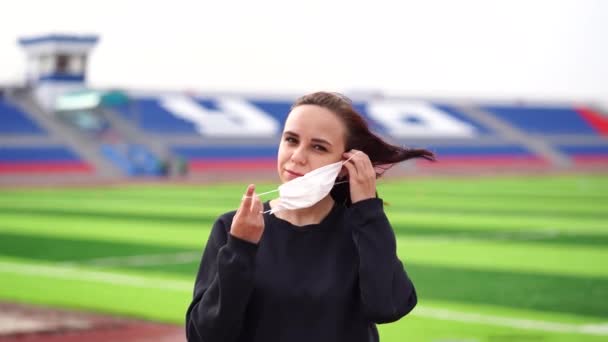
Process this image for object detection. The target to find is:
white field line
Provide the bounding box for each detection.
[0,314,90,335]
[0,260,607,336]
[61,251,202,268]
[0,261,191,292]
[414,307,608,336]
[66,229,562,269]
[410,230,562,243]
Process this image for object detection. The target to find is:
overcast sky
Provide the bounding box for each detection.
[1,0,607,104]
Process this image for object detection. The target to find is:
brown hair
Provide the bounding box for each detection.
[292,91,436,206]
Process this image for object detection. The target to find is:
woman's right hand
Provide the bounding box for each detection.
[230,184,265,244]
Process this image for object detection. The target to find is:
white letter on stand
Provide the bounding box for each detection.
[367,101,477,138]
[160,95,279,137]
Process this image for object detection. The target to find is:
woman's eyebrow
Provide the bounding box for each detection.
[311,138,332,146]
[283,131,332,146]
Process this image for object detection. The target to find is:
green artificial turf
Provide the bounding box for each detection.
[0,174,606,341]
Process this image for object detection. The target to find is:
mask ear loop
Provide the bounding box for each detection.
[241,189,279,214]
[263,207,280,215]
[242,188,278,199]
[343,151,360,164]
[332,151,360,187]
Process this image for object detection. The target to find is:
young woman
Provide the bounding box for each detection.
[186,92,435,342]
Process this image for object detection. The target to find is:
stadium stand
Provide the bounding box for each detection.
[100,143,164,176]
[102,94,608,175]
[415,145,549,169]
[113,98,199,134]
[431,104,495,135]
[556,145,608,165]
[172,145,278,172]
[0,99,45,135]
[2,90,608,181]
[0,146,93,174]
[481,105,608,136]
[0,97,95,175]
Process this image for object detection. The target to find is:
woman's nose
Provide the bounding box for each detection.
[290,146,307,165]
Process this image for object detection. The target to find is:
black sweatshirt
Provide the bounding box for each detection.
[186,198,417,342]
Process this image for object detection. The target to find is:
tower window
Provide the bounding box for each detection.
[56,55,70,73]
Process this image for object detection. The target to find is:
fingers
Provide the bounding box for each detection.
[231,184,265,244]
[342,150,377,203]
[240,184,264,216]
[241,184,254,203]
[250,187,261,211]
[343,150,375,179]
[238,184,256,215]
[342,160,358,178]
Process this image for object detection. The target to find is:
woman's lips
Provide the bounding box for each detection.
[285,169,304,178]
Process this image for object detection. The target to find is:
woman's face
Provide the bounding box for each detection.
[277,104,347,183]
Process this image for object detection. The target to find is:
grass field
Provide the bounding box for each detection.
[0,174,607,341]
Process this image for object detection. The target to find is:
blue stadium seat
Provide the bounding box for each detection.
[481,105,599,135]
[416,145,549,168]
[556,145,608,165]
[0,100,46,134]
[0,146,92,173]
[100,143,163,176]
[172,146,278,159]
[172,145,277,171]
[428,145,536,157]
[432,104,494,135]
[113,98,198,134]
[0,147,81,162]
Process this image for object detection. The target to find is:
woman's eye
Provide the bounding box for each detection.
[313,145,327,152]
[285,137,297,144]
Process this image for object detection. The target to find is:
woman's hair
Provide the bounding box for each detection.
[292,91,436,206]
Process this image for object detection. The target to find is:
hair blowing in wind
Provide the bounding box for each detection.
[292,91,436,205]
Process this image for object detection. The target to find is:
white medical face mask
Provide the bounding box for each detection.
[252,152,359,214]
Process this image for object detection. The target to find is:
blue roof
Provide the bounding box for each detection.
[18,34,99,46]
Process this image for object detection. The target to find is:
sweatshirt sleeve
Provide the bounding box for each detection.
[185,214,258,342]
[348,198,417,324]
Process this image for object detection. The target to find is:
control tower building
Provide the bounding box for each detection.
[18,34,99,111]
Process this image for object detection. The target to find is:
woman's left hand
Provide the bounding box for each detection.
[342,150,377,203]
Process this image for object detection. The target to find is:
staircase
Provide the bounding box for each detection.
[7,90,171,179]
[8,90,122,178]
